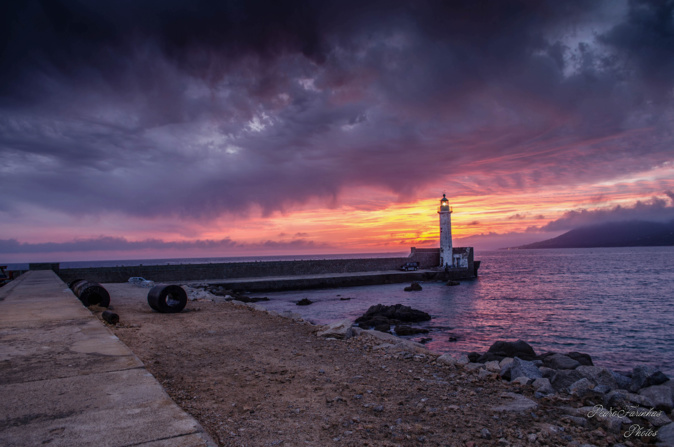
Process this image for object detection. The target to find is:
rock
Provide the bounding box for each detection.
[611,371,632,390]
[491,392,538,413]
[569,378,595,396]
[456,354,470,365]
[533,378,556,396]
[446,280,460,286]
[639,385,674,412]
[630,365,667,392]
[404,282,423,292]
[539,366,555,378]
[466,362,484,371]
[657,422,674,447]
[478,369,493,380]
[499,357,514,369]
[604,390,628,408]
[485,361,501,372]
[550,369,585,392]
[296,298,313,306]
[566,352,594,366]
[317,320,354,340]
[374,322,391,333]
[501,357,542,381]
[512,376,532,385]
[576,366,618,391]
[394,325,429,336]
[476,351,506,363]
[480,428,491,439]
[486,340,537,361]
[594,384,612,394]
[648,371,670,387]
[355,304,431,326]
[583,405,632,433]
[543,353,580,370]
[467,352,481,363]
[632,407,672,427]
[437,353,458,366]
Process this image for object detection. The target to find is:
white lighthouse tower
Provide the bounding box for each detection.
[438,194,453,268]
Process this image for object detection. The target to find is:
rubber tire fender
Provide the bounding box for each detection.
[147,285,187,313]
[68,279,86,290]
[72,281,111,307]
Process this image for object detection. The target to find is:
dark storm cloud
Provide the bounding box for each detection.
[0,235,326,254]
[1,0,673,220]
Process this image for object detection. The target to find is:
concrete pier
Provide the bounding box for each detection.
[190,269,455,292]
[0,271,215,447]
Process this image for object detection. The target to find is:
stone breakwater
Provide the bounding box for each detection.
[437,340,674,442]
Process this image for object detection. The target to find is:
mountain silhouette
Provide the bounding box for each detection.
[518,220,674,249]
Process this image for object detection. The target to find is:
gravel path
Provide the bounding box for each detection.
[98,283,654,447]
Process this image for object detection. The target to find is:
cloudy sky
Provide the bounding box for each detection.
[2,0,674,262]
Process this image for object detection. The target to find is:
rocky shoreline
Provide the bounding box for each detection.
[110,283,673,446]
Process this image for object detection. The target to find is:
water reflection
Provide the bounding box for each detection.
[257,247,674,375]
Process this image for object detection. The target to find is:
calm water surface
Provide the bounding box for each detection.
[256,247,674,375]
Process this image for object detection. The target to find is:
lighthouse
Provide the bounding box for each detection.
[438,194,453,268]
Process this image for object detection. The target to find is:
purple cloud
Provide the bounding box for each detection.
[0,0,672,225]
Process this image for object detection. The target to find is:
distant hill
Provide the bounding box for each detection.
[518,220,674,249]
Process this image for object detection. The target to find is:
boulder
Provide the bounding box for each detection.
[550,369,585,392]
[576,365,618,391]
[630,365,668,392]
[394,325,429,336]
[512,376,532,385]
[467,352,481,363]
[486,340,537,361]
[533,378,556,396]
[317,320,354,340]
[484,361,501,373]
[639,385,674,412]
[501,357,542,381]
[355,304,431,325]
[476,351,508,363]
[404,282,423,292]
[296,298,313,306]
[566,352,593,366]
[657,422,674,447]
[374,322,391,333]
[648,371,670,387]
[437,353,459,366]
[499,357,514,369]
[543,353,580,370]
[569,378,595,396]
[611,371,632,390]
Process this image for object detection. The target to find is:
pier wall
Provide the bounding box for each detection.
[57,248,444,284]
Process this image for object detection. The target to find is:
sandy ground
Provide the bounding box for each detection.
[97,283,655,447]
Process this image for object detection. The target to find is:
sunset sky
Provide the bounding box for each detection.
[2,0,674,262]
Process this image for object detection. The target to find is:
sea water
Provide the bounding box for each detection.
[254,247,674,376]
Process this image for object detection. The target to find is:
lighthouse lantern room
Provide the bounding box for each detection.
[438,194,453,268]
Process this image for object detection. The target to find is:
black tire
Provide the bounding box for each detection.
[72,281,110,307]
[147,285,187,313]
[68,279,86,290]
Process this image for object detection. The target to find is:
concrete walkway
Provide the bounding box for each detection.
[0,270,215,447]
